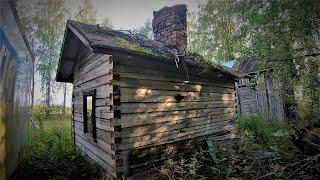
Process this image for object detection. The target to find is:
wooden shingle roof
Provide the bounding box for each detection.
[56,20,241,82]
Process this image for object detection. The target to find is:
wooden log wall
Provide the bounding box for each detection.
[72,50,117,177]
[112,54,238,176]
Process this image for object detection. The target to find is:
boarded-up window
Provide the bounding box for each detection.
[83,90,97,141]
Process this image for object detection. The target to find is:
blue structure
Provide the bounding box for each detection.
[0,0,34,178]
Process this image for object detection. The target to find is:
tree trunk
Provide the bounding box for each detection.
[281,59,298,122]
[31,60,35,109]
[309,58,320,119]
[63,83,66,116]
[30,40,35,115]
[45,74,51,119]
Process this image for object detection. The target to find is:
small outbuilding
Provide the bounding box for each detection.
[56,4,240,178]
[235,60,286,121]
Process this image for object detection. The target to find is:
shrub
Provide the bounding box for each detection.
[238,114,284,144]
[32,105,72,122]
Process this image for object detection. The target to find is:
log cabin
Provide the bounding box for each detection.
[56,4,240,178]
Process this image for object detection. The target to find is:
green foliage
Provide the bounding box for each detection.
[32,105,72,121]
[189,0,320,119]
[156,115,319,179]
[76,0,97,24]
[23,0,68,117]
[102,17,112,29]
[17,119,103,179]
[133,18,154,39]
[238,115,284,144]
[189,0,246,63]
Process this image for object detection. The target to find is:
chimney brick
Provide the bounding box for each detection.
[152,4,187,51]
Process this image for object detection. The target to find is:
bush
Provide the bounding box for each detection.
[32,105,72,122]
[238,114,284,144]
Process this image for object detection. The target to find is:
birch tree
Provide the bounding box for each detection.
[33,0,67,118]
[76,0,97,24]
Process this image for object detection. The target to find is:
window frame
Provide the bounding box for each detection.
[83,89,97,141]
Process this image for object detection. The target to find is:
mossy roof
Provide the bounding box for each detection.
[57,20,241,82]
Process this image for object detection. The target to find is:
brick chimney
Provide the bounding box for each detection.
[152,4,187,51]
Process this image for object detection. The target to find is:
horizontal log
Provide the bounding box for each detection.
[74,112,114,124]
[74,115,114,131]
[120,101,236,113]
[75,136,116,177]
[112,78,235,93]
[114,71,234,89]
[114,64,235,86]
[74,54,111,80]
[128,138,208,169]
[74,126,114,155]
[120,88,235,103]
[73,103,113,114]
[73,84,112,99]
[115,54,236,82]
[74,60,112,86]
[74,125,113,144]
[75,133,115,160]
[117,114,236,138]
[116,108,236,127]
[73,75,112,93]
[123,119,231,144]
[118,122,235,150]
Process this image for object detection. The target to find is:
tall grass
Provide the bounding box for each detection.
[238,114,286,144]
[15,118,103,180]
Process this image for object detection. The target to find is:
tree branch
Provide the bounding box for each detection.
[267,52,320,62]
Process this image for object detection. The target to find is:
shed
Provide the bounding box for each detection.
[56,4,240,178]
[235,60,286,121]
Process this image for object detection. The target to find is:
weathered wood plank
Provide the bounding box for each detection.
[116,108,236,127]
[115,54,236,82]
[117,114,236,138]
[74,63,112,86]
[73,103,113,114]
[118,122,234,150]
[114,71,234,89]
[74,111,114,122]
[113,78,234,93]
[75,138,116,177]
[74,127,114,154]
[120,101,235,113]
[74,126,113,144]
[74,54,111,79]
[73,85,112,99]
[120,88,235,103]
[74,74,112,92]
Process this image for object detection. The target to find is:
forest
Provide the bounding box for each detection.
[4,0,320,179]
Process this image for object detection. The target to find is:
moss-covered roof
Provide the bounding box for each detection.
[57,20,241,82]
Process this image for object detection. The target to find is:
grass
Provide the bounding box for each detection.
[14,113,319,179]
[14,116,104,180]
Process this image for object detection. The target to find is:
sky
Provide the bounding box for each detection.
[92,0,205,29]
[34,0,207,107]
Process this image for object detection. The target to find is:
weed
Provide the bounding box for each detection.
[157,115,319,179]
[14,118,103,180]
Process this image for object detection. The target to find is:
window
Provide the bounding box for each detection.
[83,90,97,141]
